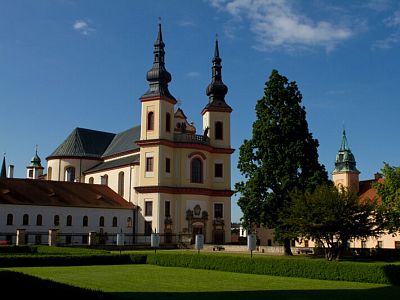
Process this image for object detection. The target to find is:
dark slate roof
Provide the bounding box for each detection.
[85,155,140,174]
[102,126,141,158]
[0,178,134,209]
[48,128,116,158]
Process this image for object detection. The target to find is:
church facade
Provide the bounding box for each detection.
[45,24,234,244]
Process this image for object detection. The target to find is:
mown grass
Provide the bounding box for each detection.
[5,264,400,300]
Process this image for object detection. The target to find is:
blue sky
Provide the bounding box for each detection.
[1,0,400,223]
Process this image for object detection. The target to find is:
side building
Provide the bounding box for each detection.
[45,24,234,244]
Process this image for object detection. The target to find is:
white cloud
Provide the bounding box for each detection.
[372,32,400,49]
[73,19,95,35]
[384,9,400,27]
[208,0,353,52]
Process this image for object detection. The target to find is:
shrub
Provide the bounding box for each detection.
[146,252,400,285]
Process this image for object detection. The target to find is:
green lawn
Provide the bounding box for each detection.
[5,264,400,300]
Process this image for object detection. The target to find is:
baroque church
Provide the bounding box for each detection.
[43,24,233,244]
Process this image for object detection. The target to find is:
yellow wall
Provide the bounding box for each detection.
[203,110,231,148]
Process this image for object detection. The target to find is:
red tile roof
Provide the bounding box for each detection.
[358,178,384,203]
[0,178,134,209]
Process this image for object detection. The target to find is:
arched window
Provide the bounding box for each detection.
[47,167,52,180]
[215,121,223,140]
[112,217,118,227]
[23,214,29,226]
[65,166,75,182]
[6,214,13,225]
[83,216,88,227]
[66,215,72,226]
[147,111,154,131]
[99,216,105,227]
[127,217,132,228]
[118,171,124,197]
[89,177,94,184]
[54,215,60,226]
[101,174,108,185]
[166,113,171,132]
[36,214,42,226]
[191,158,203,183]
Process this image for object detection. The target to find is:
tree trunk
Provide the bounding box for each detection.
[283,238,293,256]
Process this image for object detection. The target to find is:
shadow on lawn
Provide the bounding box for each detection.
[2,269,400,300]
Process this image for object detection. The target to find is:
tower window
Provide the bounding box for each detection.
[48,167,52,180]
[65,166,75,182]
[191,158,203,183]
[144,221,152,236]
[165,201,171,218]
[166,113,171,132]
[215,163,223,178]
[214,203,223,219]
[118,171,124,197]
[28,169,33,178]
[145,201,153,216]
[146,157,154,172]
[165,157,171,173]
[215,121,223,140]
[147,111,154,131]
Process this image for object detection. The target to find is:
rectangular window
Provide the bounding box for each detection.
[165,201,171,217]
[144,221,152,236]
[361,240,367,248]
[145,201,153,216]
[304,240,309,248]
[165,157,171,173]
[146,157,154,172]
[395,241,400,249]
[377,241,383,248]
[214,163,223,178]
[214,203,223,219]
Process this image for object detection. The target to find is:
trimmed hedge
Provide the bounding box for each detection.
[146,252,400,285]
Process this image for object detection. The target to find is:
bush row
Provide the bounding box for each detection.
[0,245,38,254]
[146,252,400,285]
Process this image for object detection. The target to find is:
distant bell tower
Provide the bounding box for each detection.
[202,37,232,149]
[26,146,44,180]
[332,130,360,193]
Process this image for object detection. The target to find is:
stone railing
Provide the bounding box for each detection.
[173,133,210,145]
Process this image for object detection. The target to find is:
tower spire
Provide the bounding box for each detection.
[340,129,350,151]
[333,129,359,174]
[142,22,175,100]
[1,154,6,178]
[205,36,231,111]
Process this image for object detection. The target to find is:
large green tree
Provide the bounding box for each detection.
[374,163,400,232]
[284,184,380,261]
[235,69,328,255]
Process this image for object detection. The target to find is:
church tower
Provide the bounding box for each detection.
[332,130,360,193]
[26,147,44,179]
[202,38,232,149]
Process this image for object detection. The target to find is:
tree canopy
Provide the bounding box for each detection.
[235,69,328,254]
[374,163,400,232]
[283,184,381,261]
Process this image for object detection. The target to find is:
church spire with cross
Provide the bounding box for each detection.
[142,20,175,101]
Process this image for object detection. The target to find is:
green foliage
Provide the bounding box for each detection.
[146,252,400,285]
[0,245,38,254]
[284,185,381,260]
[374,163,400,232]
[235,70,328,250]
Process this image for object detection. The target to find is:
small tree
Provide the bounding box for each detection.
[374,163,400,233]
[284,184,380,261]
[236,69,328,255]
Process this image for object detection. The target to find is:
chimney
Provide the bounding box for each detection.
[374,172,383,180]
[8,165,14,178]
